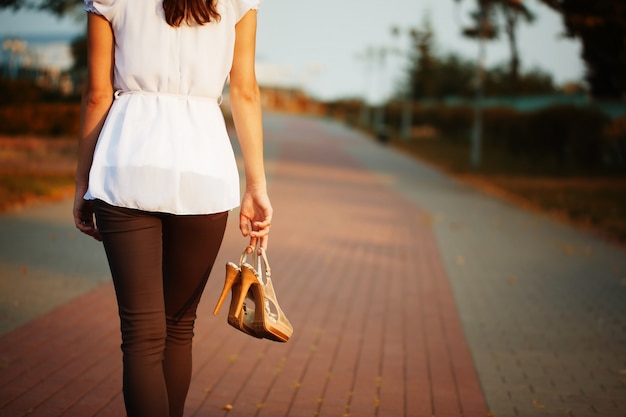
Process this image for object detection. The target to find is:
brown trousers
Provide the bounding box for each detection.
[94,200,228,417]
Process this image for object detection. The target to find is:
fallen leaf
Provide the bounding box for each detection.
[221,404,233,411]
[560,243,576,256]
[532,399,545,409]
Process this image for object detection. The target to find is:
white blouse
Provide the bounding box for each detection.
[83,0,261,214]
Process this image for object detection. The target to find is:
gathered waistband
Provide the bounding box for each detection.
[114,90,223,104]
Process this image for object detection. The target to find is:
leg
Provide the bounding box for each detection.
[161,211,228,417]
[95,201,169,417]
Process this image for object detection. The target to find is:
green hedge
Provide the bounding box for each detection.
[327,99,625,173]
[482,106,610,168]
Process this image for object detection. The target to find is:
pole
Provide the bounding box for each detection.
[471,5,486,168]
[359,47,374,129]
[401,87,412,141]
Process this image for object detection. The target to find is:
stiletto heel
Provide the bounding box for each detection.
[213,260,260,338]
[213,262,239,316]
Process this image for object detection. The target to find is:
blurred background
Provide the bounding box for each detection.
[0,0,625,242]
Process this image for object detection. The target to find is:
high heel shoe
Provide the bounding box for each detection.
[238,248,293,343]
[213,261,261,338]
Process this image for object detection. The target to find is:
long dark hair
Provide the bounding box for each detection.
[162,0,221,27]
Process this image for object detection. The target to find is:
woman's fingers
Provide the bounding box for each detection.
[75,216,102,241]
[240,215,270,252]
[240,213,271,237]
[73,200,101,241]
[239,213,251,236]
[239,189,272,252]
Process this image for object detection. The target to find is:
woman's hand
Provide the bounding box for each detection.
[73,183,102,241]
[239,186,272,253]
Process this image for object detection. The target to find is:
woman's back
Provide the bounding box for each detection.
[83,0,261,214]
[88,0,253,97]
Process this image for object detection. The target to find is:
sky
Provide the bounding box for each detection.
[0,0,585,102]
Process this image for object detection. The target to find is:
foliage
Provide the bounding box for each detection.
[70,34,87,71]
[326,99,623,174]
[0,77,46,105]
[0,1,88,72]
[402,20,439,100]
[482,105,610,171]
[0,76,79,104]
[421,54,474,99]
[0,172,74,211]
[537,0,626,99]
[484,65,556,96]
[0,101,80,136]
[492,0,535,92]
[0,0,81,16]
[454,0,536,94]
[398,10,555,100]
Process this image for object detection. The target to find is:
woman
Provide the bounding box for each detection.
[72,0,272,416]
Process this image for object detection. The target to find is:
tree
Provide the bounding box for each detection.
[1,0,87,74]
[455,0,535,95]
[399,17,477,101]
[484,64,555,95]
[0,0,80,15]
[70,33,87,70]
[538,0,626,99]
[492,0,534,94]
[404,18,438,100]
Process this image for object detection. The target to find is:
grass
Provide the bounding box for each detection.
[486,176,626,241]
[0,172,74,211]
[0,136,77,211]
[389,136,626,245]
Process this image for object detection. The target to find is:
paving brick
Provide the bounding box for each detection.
[0,113,555,417]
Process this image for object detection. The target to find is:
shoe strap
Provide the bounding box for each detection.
[239,246,272,279]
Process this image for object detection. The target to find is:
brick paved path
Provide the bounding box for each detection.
[1,113,625,417]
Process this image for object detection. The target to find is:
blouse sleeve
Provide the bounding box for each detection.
[84,0,117,21]
[234,0,262,22]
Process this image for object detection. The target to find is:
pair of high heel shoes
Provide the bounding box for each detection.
[213,247,293,342]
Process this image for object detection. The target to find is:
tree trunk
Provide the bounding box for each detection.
[504,7,520,95]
